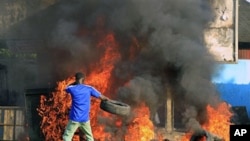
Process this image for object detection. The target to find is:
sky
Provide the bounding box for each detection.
[213,59,250,117]
[212,59,250,84]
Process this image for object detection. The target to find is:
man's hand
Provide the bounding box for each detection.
[100,95,110,101]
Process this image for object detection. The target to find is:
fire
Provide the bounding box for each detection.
[38,32,120,140]
[202,102,233,141]
[181,102,233,141]
[37,78,74,140]
[84,33,121,141]
[125,103,155,141]
[37,31,161,140]
[37,28,233,141]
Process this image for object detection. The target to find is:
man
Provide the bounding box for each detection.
[63,72,109,141]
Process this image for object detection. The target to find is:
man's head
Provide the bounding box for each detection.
[75,72,84,83]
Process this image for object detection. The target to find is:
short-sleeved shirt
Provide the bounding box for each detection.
[65,83,101,122]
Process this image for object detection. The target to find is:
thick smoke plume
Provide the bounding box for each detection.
[46,0,221,131]
[5,0,222,132]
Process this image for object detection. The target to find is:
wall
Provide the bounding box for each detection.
[0,0,58,106]
[0,0,58,37]
[205,0,238,62]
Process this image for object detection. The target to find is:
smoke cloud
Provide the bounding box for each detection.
[4,0,223,133]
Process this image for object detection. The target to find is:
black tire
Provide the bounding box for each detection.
[100,100,131,116]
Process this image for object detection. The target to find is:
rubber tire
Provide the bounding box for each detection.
[100,100,131,116]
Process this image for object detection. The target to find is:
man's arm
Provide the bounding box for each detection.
[99,94,110,101]
[90,86,110,100]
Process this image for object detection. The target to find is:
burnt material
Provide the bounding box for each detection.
[190,130,224,141]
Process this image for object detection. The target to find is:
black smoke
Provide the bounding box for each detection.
[49,0,221,132]
[5,0,223,135]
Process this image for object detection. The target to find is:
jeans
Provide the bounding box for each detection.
[63,120,94,141]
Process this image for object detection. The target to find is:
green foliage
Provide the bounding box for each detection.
[0,48,37,59]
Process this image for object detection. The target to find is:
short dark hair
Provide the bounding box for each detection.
[75,72,84,80]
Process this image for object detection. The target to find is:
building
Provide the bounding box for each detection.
[238,0,250,58]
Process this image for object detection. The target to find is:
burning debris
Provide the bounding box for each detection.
[34,0,234,140]
[181,102,232,141]
[190,129,224,141]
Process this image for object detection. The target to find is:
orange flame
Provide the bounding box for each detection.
[37,29,233,141]
[37,31,162,140]
[181,102,233,141]
[202,102,233,141]
[125,103,155,141]
[38,32,120,140]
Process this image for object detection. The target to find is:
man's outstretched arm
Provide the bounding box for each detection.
[99,94,110,101]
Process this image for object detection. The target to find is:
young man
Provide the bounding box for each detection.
[63,72,109,141]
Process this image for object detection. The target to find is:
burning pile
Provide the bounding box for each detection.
[35,0,233,140]
[181,102,233,141]
[38,32,161,141]
[125,103,155,141]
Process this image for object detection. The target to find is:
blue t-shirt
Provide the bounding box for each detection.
[65,84,101,122]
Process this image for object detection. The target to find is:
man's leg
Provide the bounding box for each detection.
[79,120,94,141]
[63,120,79,141]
